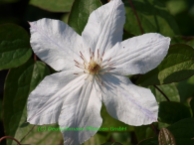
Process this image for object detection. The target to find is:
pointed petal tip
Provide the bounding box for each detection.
[27,21,33,26]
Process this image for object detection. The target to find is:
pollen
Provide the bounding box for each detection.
[88,61,101,74]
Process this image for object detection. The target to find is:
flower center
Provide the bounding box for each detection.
[88,61,101,74]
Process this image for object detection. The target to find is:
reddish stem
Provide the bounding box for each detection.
[34,54,37,61]
[0,136,21,145]
[128,0,144,34]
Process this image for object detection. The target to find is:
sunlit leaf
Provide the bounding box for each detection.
[0,24,32,70]
[166,0,188,15]
[29,0,74,12]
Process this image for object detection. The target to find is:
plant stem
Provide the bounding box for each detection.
[0,136,21,145]
[34,54,37,61]
[154,85,170,102]
[128,0,144,34]
[150,123,159,136]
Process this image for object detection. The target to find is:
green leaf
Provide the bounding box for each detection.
[140,118,194,145]
[190,98,194,115]
[111,132,131,144]
[3,59,62,144]
[158,101,191,124]
[68,0,102,34]
[167,118,194,145]
[84,132,110,145]
[166,0,188,15]
[29,0,74,12]
[138,137,158,145]
[151,83,180,102]
[176,76,194,102]
[123,0,180,37]
[187,39,194,48]
[0,24,32,70]
[0,0,19,3]
[137,44,194,86]
[61,13,70,24]
[21,125,63,145]
[158,128,176,145]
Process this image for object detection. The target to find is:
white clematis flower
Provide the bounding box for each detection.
[27,0,170,144]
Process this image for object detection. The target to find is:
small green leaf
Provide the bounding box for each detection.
[68,0,102,34]
[137,44,194,86]
[167,118,194,145]
[29,0,74,12]
[0,24,32,70]
[3,59,63,144]
[158,128,176,145]
[158,101,191,124]
[123,0,180,37]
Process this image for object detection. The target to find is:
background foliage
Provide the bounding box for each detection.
[0,0,194,144]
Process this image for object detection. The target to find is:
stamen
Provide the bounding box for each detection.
[107,57,112,62]
[74,60,80,65]
[97,49,100,59]
[89,48,92,55]
[79,51,87,62]
[92,51,94,58]
[102,50,105,57]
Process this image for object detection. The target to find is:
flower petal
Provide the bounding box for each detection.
[101,74,158,125]
[27,70,86,125]
[103,33,170,75]
[30,18,85,71]
[59,79,102,144]
[82,0,125,56]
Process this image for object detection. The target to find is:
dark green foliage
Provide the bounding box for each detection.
[0,0,193,145]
